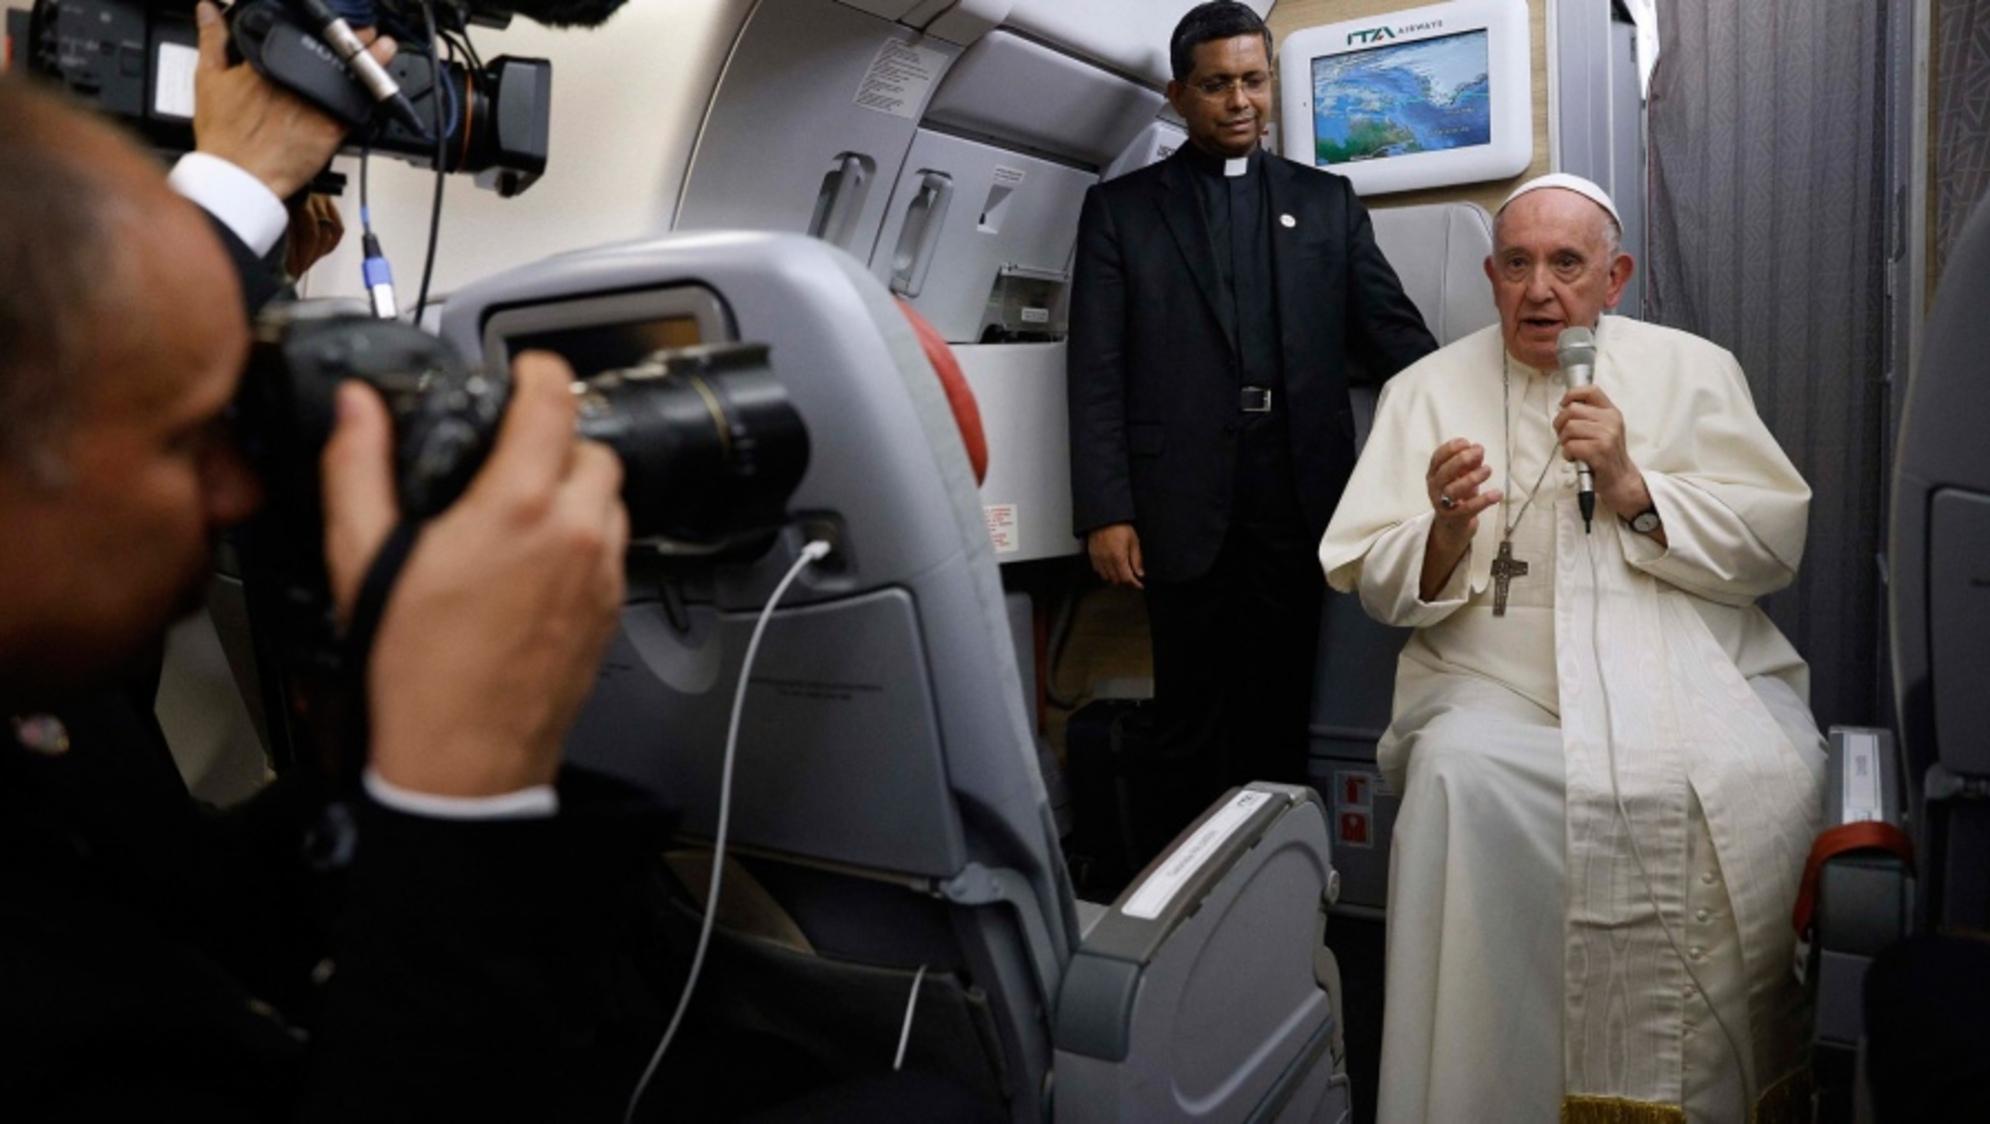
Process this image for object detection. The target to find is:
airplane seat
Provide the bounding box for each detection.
[439,231,1349,1123]
[1356,202,1498,440]
[897,297,990,485]
[1812,187,1990,1121]
[1308,202,1496,911]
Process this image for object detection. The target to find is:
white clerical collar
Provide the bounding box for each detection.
[1224,156,1250,177]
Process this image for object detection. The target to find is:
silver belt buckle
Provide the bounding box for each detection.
[1240,386,1273,413]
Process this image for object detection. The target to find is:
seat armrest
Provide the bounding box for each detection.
[1053,784,1348,1122]
[1808,727,1916,1117]
[1824,726,1907,829]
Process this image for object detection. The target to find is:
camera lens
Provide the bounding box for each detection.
[572,342,809,551]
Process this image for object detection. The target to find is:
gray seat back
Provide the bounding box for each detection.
[1891,188,1990,929]
[1310,202,1494,910]
[440,231,1076,1113]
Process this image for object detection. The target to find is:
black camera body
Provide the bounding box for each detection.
[237,309,811,587]
[230,307,809,766]
[20,0,552,195]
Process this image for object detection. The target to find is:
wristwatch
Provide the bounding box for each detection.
[1628,506,1663,535]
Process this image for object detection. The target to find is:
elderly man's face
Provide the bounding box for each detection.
[0,184,257,689]
[1485,188,1634,370]
[1168,34,1274,159]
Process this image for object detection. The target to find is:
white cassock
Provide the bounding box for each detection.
[1318,317,1824,1124]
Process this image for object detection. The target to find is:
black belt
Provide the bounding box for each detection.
[1240,386,1274,413]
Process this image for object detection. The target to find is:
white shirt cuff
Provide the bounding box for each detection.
[363,768,559,820]
[168,152,290,259]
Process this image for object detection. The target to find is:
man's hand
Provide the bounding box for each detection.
[1421,438,1500,601]
[1425,438,1502,546]
[1554,385,1649,516]
[285,194,344,276]
[1087,522,1144,589]
[320,353,629,798]
[192,0,396,199]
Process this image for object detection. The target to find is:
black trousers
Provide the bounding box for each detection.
[1137,412,1323,853]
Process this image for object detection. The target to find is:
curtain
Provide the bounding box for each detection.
[1645,0,1889,730]
[1934,0,1990,281]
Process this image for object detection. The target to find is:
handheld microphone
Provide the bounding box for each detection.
[1557,326,1598,533]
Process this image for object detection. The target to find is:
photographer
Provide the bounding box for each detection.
[0,74,661,1120]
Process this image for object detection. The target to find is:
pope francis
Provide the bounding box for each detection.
[1318,174,1824,1124]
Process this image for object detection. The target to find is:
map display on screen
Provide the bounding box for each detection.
[1311,30,1492,166]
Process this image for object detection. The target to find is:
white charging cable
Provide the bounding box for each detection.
[892,964,929,1071]
[1583,531,1752,1119]
[623,539,833,1124]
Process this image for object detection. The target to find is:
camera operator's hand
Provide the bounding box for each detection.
[321,354,629,798]
[285,193,345,277]
[193,1,396,199]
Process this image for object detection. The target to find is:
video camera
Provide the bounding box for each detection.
[15,0,601,195]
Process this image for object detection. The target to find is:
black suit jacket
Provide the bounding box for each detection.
[203,212,289,314]
[1067,148,1436,583]
[0,686,670,1121]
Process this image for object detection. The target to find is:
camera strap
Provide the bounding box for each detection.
[301,517,424,873]
[340,516,426,718]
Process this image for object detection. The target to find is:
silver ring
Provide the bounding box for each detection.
[1438,494,1457,510]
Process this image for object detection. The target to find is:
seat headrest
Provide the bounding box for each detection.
[1367,202,1498,346]
[897,298,989,486]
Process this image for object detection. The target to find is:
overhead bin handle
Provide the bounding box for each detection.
[890,171,954,299]
[808,152,875,251]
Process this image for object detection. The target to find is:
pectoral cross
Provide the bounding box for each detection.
[1491,539,1529,618]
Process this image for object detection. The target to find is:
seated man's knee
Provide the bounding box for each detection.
[1403,712,1498,792]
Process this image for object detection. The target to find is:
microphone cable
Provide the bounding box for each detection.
[412,0,446,327]
[1582,529,1753,1121]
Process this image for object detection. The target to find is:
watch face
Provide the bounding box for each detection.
[1632,510,1661,533]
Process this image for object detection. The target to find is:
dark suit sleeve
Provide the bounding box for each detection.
[199,209,289,316]
[1340,184,1437,386]
[295,770,668,1121]
[1067,185,1137,537]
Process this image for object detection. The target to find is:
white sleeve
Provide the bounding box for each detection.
[1615,470,1799,606]
[1352,511,1474,629]
[363,768,559,820]
[168,152,289,258]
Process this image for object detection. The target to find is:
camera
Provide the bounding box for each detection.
[19,0,555,194]
[230,307,811,703]
[237,307,810,568]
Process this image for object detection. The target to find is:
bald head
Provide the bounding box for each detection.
[0,78,257,689]
[0,78,242,480]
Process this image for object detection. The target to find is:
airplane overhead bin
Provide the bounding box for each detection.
[675,1,1232,562]
[674,0,965,252]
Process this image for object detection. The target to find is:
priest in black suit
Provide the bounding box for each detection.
[1067,2,1435,846]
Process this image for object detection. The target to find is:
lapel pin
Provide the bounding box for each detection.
[1280,213,1297,228]
[12,714,71,756]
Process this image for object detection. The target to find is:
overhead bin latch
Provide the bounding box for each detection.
[808,152,876,253]
[890,170,955,299]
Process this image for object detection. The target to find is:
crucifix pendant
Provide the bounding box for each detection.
[1491,539,1529,617]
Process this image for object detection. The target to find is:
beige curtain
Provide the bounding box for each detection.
[1645,0,1889,730]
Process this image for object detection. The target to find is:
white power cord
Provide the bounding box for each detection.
[1584,532,1752,1120]
[892,964,929,1071]
[623,540,833,1124]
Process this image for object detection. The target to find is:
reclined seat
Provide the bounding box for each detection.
[1801,186,1990,1121]
[441,230,1350,1122]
